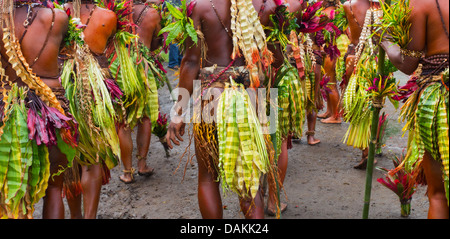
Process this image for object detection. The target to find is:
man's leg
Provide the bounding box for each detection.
[321,84,341,124]
[239,187,265,219]
[66,175,83,219]
[422,151,449,219]
[318,57,334,119]
[195,142,223,219]
[318,95,331,119]
[80,164,103,219]
[320,56,341,124]
[117,125,135,183]
[354,148,375,170]
[267,139,288,215]
[136,117,154,175]
[306,110,320,145]
[42,146,68,219]
[66,194,83,219]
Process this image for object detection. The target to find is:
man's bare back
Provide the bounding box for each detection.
[133,4,161,51]
[135,0,164,49]
[343,0,370,45]
[187,0,279,68]
[409,0,449,57]
[0,6,68,88]
[188,0,239,67]
[64,3,117,55]
[380,0,449,75]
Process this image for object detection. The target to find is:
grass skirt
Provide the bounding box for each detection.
[398,66,449,203]
[193,65,274,200]
[0,84,76,218]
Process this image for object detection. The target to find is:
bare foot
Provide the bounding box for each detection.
[307,135,321,145]
[353,158,377,170]
[320,116,342,124]
[119,170,135,184]
[317,112,331,119]
[266,203,288,216]
[137,157,155,177]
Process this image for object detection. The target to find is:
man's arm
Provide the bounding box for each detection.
[149,8,163,51]
[177,2,202,101]
[380,0,426,75]
[166,2,202,148]
[55,8,69,50]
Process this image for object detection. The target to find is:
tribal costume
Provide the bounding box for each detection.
[274,62,305,142]
[193,65,250,173]
[342,49,374,150]
[0,0,77,218]
[398,55,449,203]
[108,1,161,130]
[109,39,161,130]
[193,65,272,200]
[185,0,276,200]
[292,1,332,116]
[342,7,386,150]
[299,36,321,129]
[263,3,305,150]
[60,0,121,170]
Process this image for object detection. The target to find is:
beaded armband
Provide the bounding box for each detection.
[400,48,423,59]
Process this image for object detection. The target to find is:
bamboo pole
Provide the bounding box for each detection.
[362,0,391,219]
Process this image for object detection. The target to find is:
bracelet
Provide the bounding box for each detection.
[400,48,423,59]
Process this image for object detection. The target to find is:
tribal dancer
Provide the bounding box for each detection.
[165,0,276,219]
[0,0,78,218]
[342,0,370,89]
[108,0,164,184]
[59,0,120,219]
[317,0,343,124]
[341,0,372,169]
[288,0,326,146]
[379,0,449,219]
[262,0,305,217]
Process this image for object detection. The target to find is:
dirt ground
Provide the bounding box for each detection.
[33,68,430,219]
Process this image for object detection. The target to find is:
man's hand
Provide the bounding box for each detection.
[165,121,186,149]
[372,27,394,47]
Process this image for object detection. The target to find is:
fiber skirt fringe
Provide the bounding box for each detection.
[0,85,76,218]
[109,42,160,130]
[193,65,275,200]
[398,66,449,203]
[275,62,305,140]
[60,44,121,170]
[342,55,374,150]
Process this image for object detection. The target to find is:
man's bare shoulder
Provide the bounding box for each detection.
[409,0,428,12]
[54,8,69,25]
[342,1,351,15]
[191,0,211,19]
[34,7,68,33]
[95,7,117,22]
[146,7,160,21]
[343,0,350,9]
[141,7,160,29]
[36,7,68,22]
